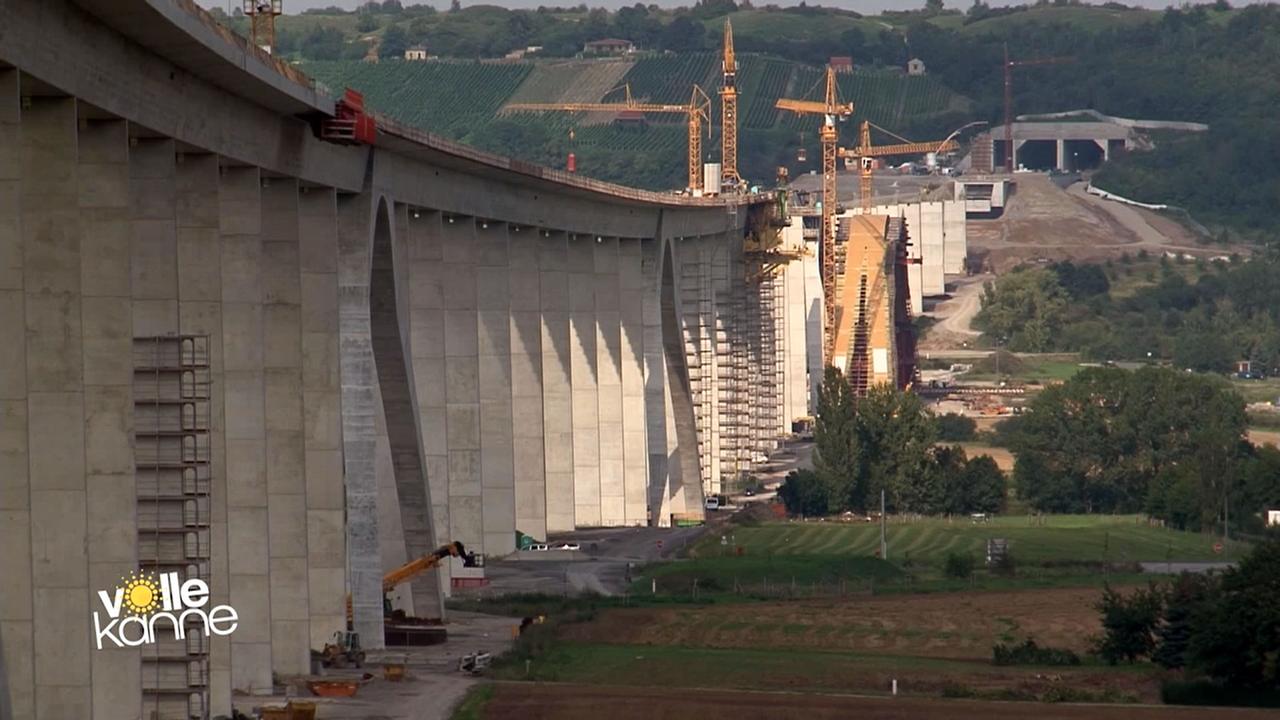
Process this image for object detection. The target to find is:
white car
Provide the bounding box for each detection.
[528,543,549,552]
[555,542,581,551]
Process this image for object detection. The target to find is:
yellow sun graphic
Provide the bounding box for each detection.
[121,572,160,615]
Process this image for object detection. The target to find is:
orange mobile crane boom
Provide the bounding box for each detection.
[775,66,854,365]
[345,540,470,622]
[719,19,741,189]
[840,121,960,212]
[506,85,712,193]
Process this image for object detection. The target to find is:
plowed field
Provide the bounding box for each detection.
[561,586,1105,659]
[482,683,1274,720]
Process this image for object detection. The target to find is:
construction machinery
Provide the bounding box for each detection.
[775,66,854,365]
[320,630,366,669]
[345,540,476,624]
[1001,44,1073,172]
[839,121,960,212]
[719,19,742,190]
[506,85,712,194]
[243,1,282,53]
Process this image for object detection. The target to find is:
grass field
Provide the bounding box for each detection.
[473,682,1270,720]
[492,641,1151,698]
[1231,377,1280,404]
[560,586,1132,661]
[964,354,1082,383]
[687,515,1241,564]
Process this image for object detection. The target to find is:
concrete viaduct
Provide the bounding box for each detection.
[0,1,806,717]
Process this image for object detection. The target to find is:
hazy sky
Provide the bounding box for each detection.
[200,1,1267,13]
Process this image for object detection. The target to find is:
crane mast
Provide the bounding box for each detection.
[775,66,853,366]
[839,121,960,212]
[720,20,741,190]
[506,85,711,193]
[244,1,282,54]
[1002,44,1073,172]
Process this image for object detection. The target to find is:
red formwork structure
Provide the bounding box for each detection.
[320,89,378,145]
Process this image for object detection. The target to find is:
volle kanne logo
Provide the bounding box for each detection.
[93,571,239,650]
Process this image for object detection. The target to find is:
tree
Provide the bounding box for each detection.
[1153,572,1215,670]
[357,12,379,32]
[855,385,938,513]
[934,444,970,515]
[975,268,1068,352]
[1011,367,1246,515]
[1049,260,1110,299]
[962,455,1006,514]
[659,16,707,52]
[379,24,410,58]
[777,469,828,517]
[1094,583,1164,664]
[301,26,347,60]
[924,0,945,14]
[936,412,976,441]
[813,367,859,511]
[1187,532,1280,687]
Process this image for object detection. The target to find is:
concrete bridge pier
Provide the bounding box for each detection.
[0,1,809,716]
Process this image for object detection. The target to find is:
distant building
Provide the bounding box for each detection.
[830,56,854,73]
[583,38,635,56]
[907,58,927,76]
[405,45,428,61]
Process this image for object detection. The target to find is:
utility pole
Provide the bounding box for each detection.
[1223,489,1230,560]
[880,489,887,561]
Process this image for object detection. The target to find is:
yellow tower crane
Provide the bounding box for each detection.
[840,121,960,212]
[506,85,712,194]
[719,19,741,190]
[775,66,854,365]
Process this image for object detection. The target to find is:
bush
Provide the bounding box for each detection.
[944,551,976,579]
[937,412,977,441]
[1093,583,1164,664]
[992,638,1082,667]
[1161,679,1280,708]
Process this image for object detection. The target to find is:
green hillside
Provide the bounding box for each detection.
[305,60,531,136]
[303,54,971,191]
[237,1,1280,235]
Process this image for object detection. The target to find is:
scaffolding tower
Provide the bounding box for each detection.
[134,336,212,720]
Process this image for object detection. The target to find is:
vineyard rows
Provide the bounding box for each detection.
[620,53,720,104]
[303,60,532,136]
[740,57,794,129]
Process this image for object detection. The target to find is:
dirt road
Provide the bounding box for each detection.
[920,274,987,350]
[1066,183,1211,255]
[482,683,1274,720]
[963,174,1237,273]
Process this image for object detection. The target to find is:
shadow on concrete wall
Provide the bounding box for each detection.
[369,197,441,619]
[659,240,705,519]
